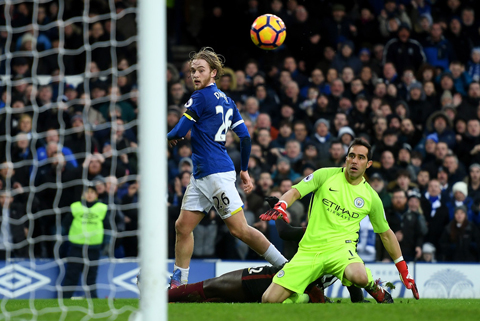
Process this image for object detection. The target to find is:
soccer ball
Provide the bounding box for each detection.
[250,14,286,50]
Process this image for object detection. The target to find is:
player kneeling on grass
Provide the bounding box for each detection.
[158,196,393,304]
[260,138,419,304]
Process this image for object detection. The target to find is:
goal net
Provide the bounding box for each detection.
[0,0,166,319]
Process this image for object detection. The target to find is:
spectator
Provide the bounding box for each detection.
[356,7,381,49]
[347,94,370,135]
[0,191,29,259]
[292,120,310,149]
[446,61,472,96]
[284,139,303,171]
[192,207,218,259]
[423,141,449,179]
[419,242,436,263]
[440,205,480,262]
[387,189,424,262]
[372,128,401,162]
[256,172,274,198]
[422,23,456,70]
[64,115,100,164]
[446,182,475,222]
[244,97,260,124]
[429,111,455,150]
[271,157,300,186]
[416,169,430,195]
[382,62,400,86]
[316,46,336,76]
[468,163,480,202]
[283,81,303,111]
[378,150,398,183]
[282,56,308,89]
[37,129,78,168]
[369,172,392,211]
[371,116,387,146]
[318,140,345,168]
[446,17,474,65]
[383,23,426,75]
[437,166,450,195]
[457,82,480,121]
[255,85,279,115]
[62,184,110,298]
[271,120,293,151]
[322,4,354,47]
[399,118,422,148]
[467,47,480,82]
[300,68,330,99]
[423,179,450,254]
[168,81,190,107]
[98,86,136,123]
[407,188,429,234]
[443,154,466,185]
[310,118,332,160]
[331,40,362,75]
[388,168,417,193]
[461,7,480,46]
[121,180,139,257]
[337,126,355,154]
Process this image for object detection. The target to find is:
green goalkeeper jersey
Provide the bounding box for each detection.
[293,167,389,253]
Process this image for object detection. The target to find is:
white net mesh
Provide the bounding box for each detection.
[0,0,141,319]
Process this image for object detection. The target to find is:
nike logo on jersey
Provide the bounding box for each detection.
[348,257,355,260]
[329,187,338,192]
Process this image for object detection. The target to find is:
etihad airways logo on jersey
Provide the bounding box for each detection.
[322,198,360,220]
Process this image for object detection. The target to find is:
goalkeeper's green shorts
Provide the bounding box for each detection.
[272,244,364,294]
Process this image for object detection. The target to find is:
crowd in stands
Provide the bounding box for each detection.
[0,0,139,259]
[167,0,480,264]
[1,0,480,264]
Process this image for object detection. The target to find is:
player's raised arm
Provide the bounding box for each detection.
[379,229,420,300]
[167,112,195,147]
[259,188,301,223]
[167,91,206,147]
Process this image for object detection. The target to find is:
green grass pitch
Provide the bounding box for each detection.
[0,299,479,321]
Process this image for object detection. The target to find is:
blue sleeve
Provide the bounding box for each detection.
[167,115,195,140]
[62,147,78,168]
[239,135,251,172]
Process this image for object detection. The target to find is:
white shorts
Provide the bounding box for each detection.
[181,171,244,219]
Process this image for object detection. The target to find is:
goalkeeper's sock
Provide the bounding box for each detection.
[262,244,287,268]
[174,264,190,285]
[168,281,207,302]
[282,293,310,304]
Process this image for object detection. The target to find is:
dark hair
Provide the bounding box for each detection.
[347,138,372,160]
[392,188,407,198]
[278,120,292,129]
[397,169,411,179]
[330,139,343,148]
[293,120,307,130]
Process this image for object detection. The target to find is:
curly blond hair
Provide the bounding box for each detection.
[189,47,225,80]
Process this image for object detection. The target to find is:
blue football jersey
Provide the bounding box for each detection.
[184,83,244,179]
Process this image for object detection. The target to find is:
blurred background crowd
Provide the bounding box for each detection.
[1,0,480,264]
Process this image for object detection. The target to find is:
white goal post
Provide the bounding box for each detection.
[138,0,167,320]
